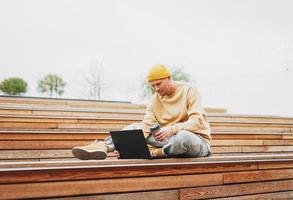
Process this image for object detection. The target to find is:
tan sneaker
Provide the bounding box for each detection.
[149,147,166,159]
[72,140,108,160]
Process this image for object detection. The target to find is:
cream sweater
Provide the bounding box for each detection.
[142,82,211,144]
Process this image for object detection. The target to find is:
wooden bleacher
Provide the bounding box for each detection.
[0,96,293,199]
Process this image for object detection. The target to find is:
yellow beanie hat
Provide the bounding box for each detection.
[147,64,171,82]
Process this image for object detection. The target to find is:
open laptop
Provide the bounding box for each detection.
[110,129,152,159]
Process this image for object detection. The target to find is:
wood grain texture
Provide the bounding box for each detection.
[0,122,58,129]
[223,168,293,184]
[212,133,282,140]
[258,160,293,169]
[0,131,107,140]
[212,191,293,200]
[0,173,222,199]
[0,140,91,149]
[54,190,179,200]
[212,146,293,153]
[0,162,255,184]
[180,179,293,200]
[0,149,72,159]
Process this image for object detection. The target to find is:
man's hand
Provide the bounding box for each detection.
[114,150,120,159]
[155,126,173,142]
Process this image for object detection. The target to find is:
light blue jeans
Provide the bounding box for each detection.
[105,123,211,158]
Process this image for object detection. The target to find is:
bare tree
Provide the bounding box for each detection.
[282,41,293,72]
[81,58,110,100]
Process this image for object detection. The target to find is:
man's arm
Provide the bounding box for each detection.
[171,86,209,135]
[142,103,158,138]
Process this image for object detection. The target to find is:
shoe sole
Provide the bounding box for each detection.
[72,148,107,160]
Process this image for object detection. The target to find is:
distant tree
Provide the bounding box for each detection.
[282,40,293,72]
[38,74,66,97]
[80,58,110,100]
[141,66,193,99]
[0,77,28,95]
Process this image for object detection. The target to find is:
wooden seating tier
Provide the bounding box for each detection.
[0,96,293,199]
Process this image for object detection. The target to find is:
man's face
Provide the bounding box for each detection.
[149,78,170,97]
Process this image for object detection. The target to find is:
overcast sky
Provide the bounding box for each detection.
[0,0,293,116]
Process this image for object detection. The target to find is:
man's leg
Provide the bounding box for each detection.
[72,140,109,160]
[163,130,211,157]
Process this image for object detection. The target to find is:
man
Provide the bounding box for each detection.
[72,64,211,160]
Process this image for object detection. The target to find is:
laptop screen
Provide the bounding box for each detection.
[110,129,151,159]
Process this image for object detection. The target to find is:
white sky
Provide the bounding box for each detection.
[0,0,293,116]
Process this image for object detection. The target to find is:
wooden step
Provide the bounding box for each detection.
[1,114,293,132]
[0,155,293,199]
[0,96,145,109]
[0,96,227,113]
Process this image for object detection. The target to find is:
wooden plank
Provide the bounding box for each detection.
[213,191,293,200]
[212,146,242,153]
[262,139,293,145]
[0,132,107,140]
[3,109,292,126]
[0,145,293,159]
[57,123,125,130]
[78,119,140,124]
[0,130,286,140]
[212,140,263,146]
[0,149,72,159]
[0,105,145,114]
[212,134,282,140]
[0,97,145,109]
[0,162,255,184]
[0,113,139,120]
[258,160,293,169]
[0,98,67,106]
[212,139,293,146]
[0,173,222,199]
[0,96,225,113]
[223,168,293,184]
[1,121,290,133]
[0,140,91,149]
[54,190,179,200]
[212,146,293,153]
[0,122,58,129]
[211,126,290,132]
[211,120,293,126]
[6,140,292,150]
[205,108,227,113]
[241,146,293,152]
[0,117,78,123]
[283,133,293,139]
[180,179,293,200]
[0,159,258,170]
[0,109,32,115]
[209,115,293,123]
[2,151,293,163]
[31,110,144,118]
[0,159,40,162]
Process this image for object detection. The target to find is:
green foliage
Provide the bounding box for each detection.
[0,77,28,95]
[141,67,193,98]
[38,74,66,97]
[171,67,191,82]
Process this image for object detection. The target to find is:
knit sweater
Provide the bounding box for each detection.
[142,81,212,144]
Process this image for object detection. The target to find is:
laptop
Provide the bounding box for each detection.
[110,129,152,159]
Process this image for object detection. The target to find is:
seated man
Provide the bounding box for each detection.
[72,64,211,159]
